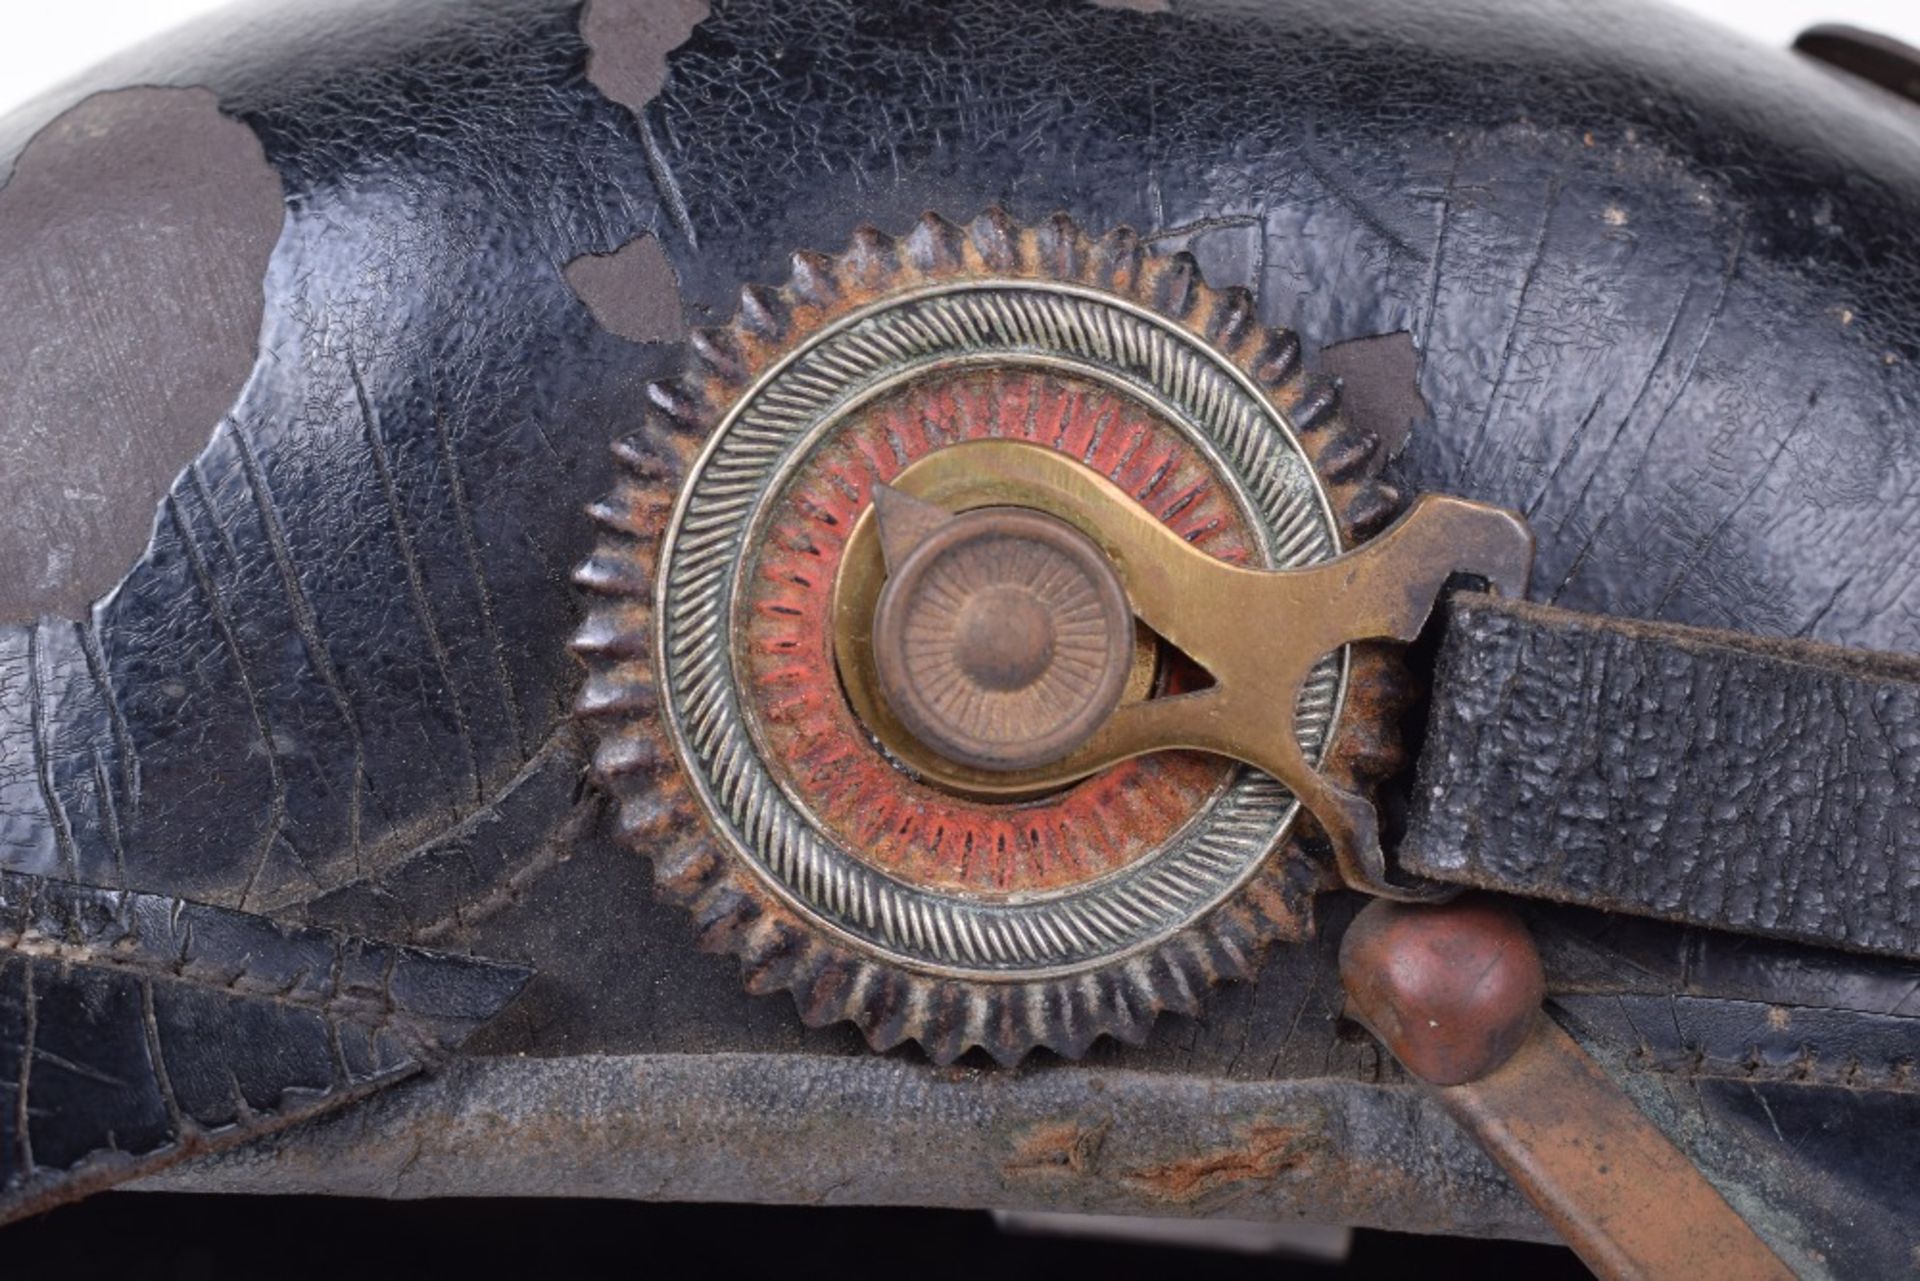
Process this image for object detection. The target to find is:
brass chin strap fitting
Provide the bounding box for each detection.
[831,438,1535,901]
[832,439,1797,1277]
[1340,898,1797,1281]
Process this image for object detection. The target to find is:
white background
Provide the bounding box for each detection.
[2,0,1919,118]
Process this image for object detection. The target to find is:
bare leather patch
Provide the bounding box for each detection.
[564,235,685,345]
[0,87,283,622]
[581,0,711,111]
[1319,331,1427,460]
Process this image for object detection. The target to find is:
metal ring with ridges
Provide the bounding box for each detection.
[571,208,1412,1065]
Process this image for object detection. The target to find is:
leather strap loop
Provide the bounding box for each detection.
[1402,594,1920,959]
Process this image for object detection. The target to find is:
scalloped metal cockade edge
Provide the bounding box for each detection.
[571,208,1413,1065]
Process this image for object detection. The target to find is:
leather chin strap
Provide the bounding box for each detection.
[1402,593,1920,961]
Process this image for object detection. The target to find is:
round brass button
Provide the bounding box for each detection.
[871,503,1133,773]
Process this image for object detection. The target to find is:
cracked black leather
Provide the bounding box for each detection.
[1535,905,1920,1274]
[1404,594,1920,960]
[0,870,529,1223]
[1,0,1919,1270]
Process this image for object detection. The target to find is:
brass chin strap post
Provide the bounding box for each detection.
[1339,899,1797,1281]
[834,437,1535,900]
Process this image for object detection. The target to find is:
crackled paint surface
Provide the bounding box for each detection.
[2,0,1920,1266]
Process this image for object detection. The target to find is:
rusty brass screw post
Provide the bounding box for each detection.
[1337,896,1544,1085]
[1339,899,1797,1281]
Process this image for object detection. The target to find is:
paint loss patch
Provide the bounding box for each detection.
[581,0,711,112]
[1319,332,1428,460]
[0,86,284,622]
[564,235,685,346]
